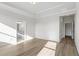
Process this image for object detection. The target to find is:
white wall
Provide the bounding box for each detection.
[0,4,35,44]
[0,2,77,46]
[59,17,65,39]
[35,5,76,42]
[35,15,59,42]
[75,3,79,54]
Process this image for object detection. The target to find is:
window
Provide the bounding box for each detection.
[0,22,16,45]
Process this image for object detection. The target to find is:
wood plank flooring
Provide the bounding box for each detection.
[55,36,78,56]
[0,38,48,56]
[0,37,78,56]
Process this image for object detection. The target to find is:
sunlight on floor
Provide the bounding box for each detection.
[16,35,34,45]
[26,35,34,40]
[45,41,57,49]
[37,41,57,56]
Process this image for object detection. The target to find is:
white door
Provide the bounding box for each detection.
[65,23,73,38]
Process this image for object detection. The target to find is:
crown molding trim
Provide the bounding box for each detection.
[38,8,76,18]
[0,3,35,19]
[37,4,64,14]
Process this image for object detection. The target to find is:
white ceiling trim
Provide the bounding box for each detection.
[37,4,64,14]
[0,3,76,19]
[38,8,76,18]
[0,3,35,19]
[3,2,36,15]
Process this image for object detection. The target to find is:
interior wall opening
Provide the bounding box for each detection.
[59,15,75,41]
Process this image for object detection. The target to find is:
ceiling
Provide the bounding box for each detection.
[0,2,76,18]
[2,2,75,14]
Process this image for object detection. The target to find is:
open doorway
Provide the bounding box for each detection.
[55,14,78,56]
[59,15,75,41]
[65,23,73,38]
[16,21,25,42]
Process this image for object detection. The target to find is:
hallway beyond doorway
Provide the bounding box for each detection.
[55,36,78,56]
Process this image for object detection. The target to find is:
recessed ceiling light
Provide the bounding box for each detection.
[30,2,37,4]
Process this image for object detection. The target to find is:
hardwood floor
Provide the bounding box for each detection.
[0,38,48,56]
[0,37,78,56]
[55,36,78,56]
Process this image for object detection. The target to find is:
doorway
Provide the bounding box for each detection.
[56,14,79,56]
[59,15,75,41]
[16,21,25,42]
[65,23,73,38]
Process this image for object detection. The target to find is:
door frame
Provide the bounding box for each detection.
[59,14,75,41]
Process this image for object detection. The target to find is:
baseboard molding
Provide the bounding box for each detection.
[34,37,59,43]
